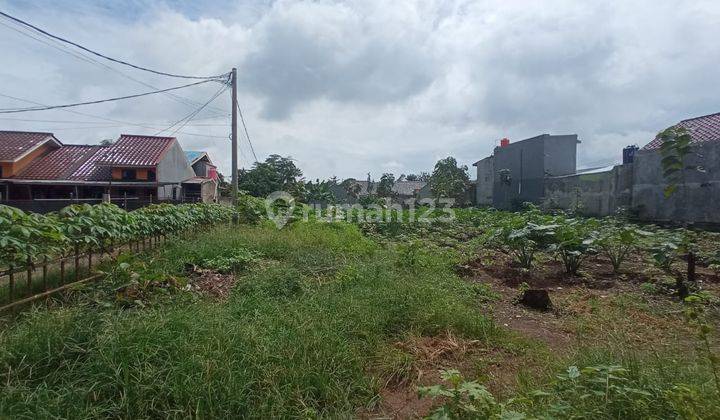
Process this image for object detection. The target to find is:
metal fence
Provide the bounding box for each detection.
[0,235,165,313]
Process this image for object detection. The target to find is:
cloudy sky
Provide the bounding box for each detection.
[1,0,719,180]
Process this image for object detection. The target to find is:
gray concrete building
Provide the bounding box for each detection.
[474,134,579,209]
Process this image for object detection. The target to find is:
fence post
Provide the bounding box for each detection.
[8,266,14,305]
[42,256,48,291]
[88,250,92,272]
[26,255,32,289]
[60,259,65,286]
[74,244,80,281]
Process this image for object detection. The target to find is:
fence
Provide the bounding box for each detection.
[0,234,166,313]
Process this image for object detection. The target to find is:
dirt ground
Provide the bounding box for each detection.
[366,252,720,419]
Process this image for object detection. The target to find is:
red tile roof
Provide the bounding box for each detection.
[643,112,720,150]
[68,146,112,181]
[15,145,100,180]
[0,131,61,161]
[96,134,175,167]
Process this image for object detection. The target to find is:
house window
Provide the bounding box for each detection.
[121,169,137,180]
[0,166,3,178]
[148,170,156,181]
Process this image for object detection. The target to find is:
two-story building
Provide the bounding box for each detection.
[0,131,218,210]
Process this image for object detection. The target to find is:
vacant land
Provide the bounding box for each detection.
[1,209,719,418]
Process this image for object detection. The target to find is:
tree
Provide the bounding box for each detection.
[341,178,362,199]
[238,154,305,198]
[377,173,396,198]
[418,172,431,182]
[405,173,419,181]
[99,139,114,146]
[429,157,470,205]
[305,179,334,203]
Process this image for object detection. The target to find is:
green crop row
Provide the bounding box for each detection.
[0,203,235,268]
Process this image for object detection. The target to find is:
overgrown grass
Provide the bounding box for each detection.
[0,222,497,418]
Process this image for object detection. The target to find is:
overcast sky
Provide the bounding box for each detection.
[1,0,719,180]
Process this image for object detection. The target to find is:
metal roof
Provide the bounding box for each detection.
[95,134,175,167]
[68,146,112,181]
[0,131,61,161]
[15,145,100,180]
[643,112,720,150]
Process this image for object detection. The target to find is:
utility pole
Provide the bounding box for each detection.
[230,67,238,222]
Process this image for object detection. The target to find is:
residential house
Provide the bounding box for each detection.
[0,131,218,211]
[474,134,579,209]
[330,179,427,204]
[183,151,219,203]
[542,111,720,225]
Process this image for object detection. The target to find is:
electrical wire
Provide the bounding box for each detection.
[0,19,227,114]
[236,101,258,163]
[0,79,216,114]
[0,93,230,140]
[0,10,228,81]
[154,84,228,136]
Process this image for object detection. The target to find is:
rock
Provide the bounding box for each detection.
[519,289,552,311]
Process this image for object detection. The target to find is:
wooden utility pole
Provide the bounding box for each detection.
[230,67,239,221]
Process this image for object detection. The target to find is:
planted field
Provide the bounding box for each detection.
[1,204,719,418]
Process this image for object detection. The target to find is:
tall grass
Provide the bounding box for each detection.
[0,222,496,418]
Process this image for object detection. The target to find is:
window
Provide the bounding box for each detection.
[148,170,156,181]
[121,169,137,180]
[0,166,3,178]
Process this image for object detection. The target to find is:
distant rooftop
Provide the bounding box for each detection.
[643,111,720,150]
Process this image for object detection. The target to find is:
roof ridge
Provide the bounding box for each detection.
[680,111,720,123]
[0,130,54,135]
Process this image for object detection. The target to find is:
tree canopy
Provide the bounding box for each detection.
[238,154,305,198]
[429,157,470,204]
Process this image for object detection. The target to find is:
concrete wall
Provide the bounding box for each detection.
[544,164,633,217]
[156,140,195,199]
[543,135,578,177]
[475,156,494,205]
[492,135,545,208]
[632,142,720,224]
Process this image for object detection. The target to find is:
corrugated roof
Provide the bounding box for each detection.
[96,134,175,167]
[68,146,112,181]
[643,112,720,150]
[185,151,204,164]
[14,145,100,180]
[0,130,60,161]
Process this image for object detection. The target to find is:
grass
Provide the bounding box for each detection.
[0,221,497,418]
[1,219,719,418]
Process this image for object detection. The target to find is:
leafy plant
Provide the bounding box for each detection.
[684,294,720,397]
[201,248,259,273]
[549,219,597,275]
[596,224,651,273]
[417,369,518,419]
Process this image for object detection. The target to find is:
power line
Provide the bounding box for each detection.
[0,10,228,81]
[0,79,216,114]
[0,93,229,140]
[236,101,258,163]
[0,19,227,114]
[154,84,228,136]
[0,116,229,125]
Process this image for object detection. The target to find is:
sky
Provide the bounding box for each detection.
[0,0,719,180]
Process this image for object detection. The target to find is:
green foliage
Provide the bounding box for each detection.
[418,369,512,419]
[304,178,335,203]
[658,126,694,198]
[429,157,471,205]
[549,219,598,275]
[595,223,651,272]
[238,154,305,199]
[0,203,234,269]
[377,173,396,198]
[201,248,259,273]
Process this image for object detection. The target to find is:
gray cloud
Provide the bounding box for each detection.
[1,0,719,180]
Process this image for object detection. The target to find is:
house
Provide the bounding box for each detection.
[474,134,579,209]
[541,111,720,225]
[631,112,720,224]
[330,179,428,203]
[0,130,219,211]
[183,151,219,203]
